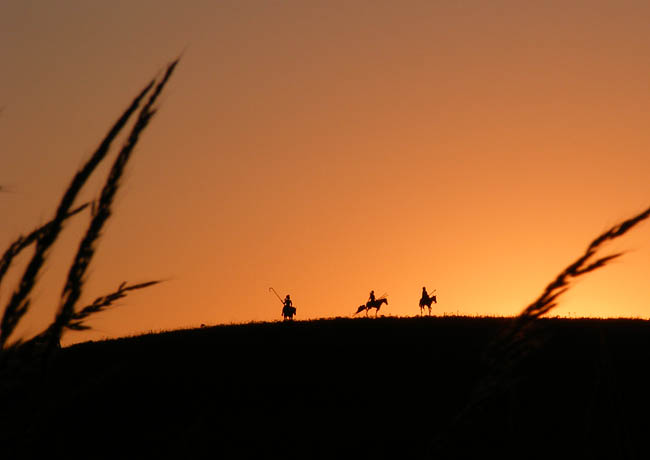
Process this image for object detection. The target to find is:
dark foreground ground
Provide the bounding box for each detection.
[3,316,650,459]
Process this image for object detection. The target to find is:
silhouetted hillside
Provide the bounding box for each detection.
[4,316,650,459]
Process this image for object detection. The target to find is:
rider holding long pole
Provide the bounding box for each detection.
[269,287,296,320]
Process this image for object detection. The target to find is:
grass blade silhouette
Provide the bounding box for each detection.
[48,59,178,346]
[66,280,164,331]
[0,203,89,289]
[0,76,156,349]
[488,204,650,369]
[24,281,165,344]
[431,204,650,457]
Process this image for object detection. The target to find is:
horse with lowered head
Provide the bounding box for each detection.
[355,297,388,317]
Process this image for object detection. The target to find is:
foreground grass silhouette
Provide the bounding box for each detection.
[0,59,178,364]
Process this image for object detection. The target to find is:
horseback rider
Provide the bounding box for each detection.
[368,290,376,304]
[282,294,295,320]
[419,286,436,315]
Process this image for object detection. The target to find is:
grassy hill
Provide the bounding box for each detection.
[3,316,650,459]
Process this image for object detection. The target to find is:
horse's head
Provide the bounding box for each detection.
[432,295,437,304]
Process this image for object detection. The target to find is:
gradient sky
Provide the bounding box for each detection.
[2,1,650,345]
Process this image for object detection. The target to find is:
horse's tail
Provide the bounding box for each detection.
[354,305,365,315]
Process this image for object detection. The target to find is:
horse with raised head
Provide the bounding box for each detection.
[355,297,388,317]
[419,291,437,316]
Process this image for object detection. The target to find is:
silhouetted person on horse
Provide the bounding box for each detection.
[419,286,437,316]
[282,294,296,320]
[355,290,388,316]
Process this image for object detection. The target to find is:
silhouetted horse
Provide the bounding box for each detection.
[355,298,388,317]
[419,294,437,316]
[282,305,296,321]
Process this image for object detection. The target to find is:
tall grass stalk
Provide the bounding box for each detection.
[0,203,89,288]
[49,59,178,348]
[487,204,650,370]
[23,280,164,346]
[0,58,178,354]
[431,204,650,456]
[66,280,164,331]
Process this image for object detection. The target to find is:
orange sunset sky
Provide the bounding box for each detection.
[2,1,650,345]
